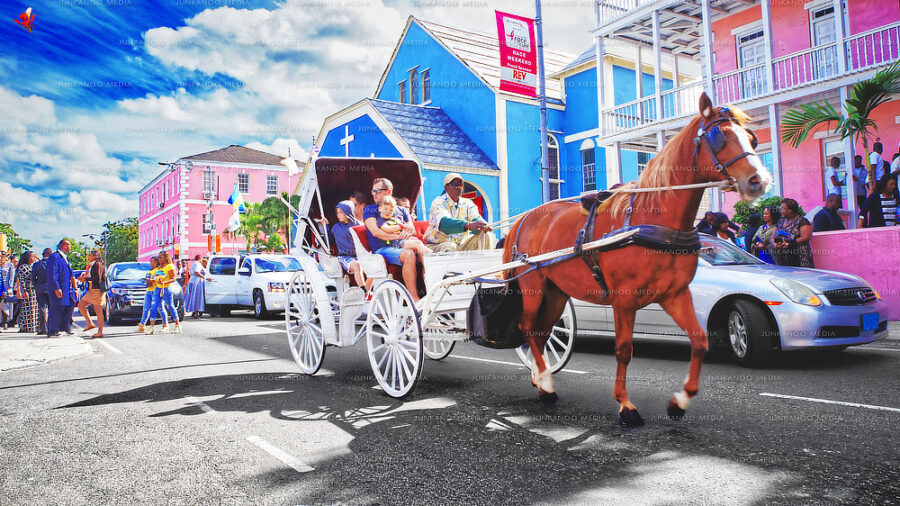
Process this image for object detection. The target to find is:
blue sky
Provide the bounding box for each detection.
[0,0,592,249]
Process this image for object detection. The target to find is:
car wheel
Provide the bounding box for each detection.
[726,300,774,366]
[254,291,268,320]
[105,303,118,325]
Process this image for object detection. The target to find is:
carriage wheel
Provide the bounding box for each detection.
[423,313,456,360]
[366,280,423,398]
[515,299,576,374]
[286,271,326,375]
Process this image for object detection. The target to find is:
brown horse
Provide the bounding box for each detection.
[503,93,770,427]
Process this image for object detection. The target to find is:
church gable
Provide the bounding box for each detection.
[319,113,402,159]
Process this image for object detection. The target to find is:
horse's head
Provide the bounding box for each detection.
[694,93,771,202]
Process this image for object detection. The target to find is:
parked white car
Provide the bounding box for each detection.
[205,254,311,319]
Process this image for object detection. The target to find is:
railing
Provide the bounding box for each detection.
[773,43,839,91]
[601,81,703,134]
[597,0,651,25]
[846,22,900,73]
[712,63,768,105]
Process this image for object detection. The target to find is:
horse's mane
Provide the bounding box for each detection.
[599,106,750,219]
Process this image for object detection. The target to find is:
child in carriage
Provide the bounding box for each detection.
[378,196,432,255]
[330,200,368,289]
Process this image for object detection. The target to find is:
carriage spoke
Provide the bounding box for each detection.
[548,343,561,363]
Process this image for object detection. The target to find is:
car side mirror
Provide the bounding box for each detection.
[238,267,251,276]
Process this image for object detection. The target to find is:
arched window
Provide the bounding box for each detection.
[547,135,561,200]
[422,69,431,103]
[581,139,596,192]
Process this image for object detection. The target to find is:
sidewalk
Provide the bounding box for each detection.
[0,327,94,372]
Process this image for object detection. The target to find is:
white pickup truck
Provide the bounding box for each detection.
[205,254,311,319]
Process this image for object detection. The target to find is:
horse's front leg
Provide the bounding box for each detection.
[611,306,643,427]
[659,288,708,420]
[520,285,568,404]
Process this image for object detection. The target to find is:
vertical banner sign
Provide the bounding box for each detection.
[496,11,537,97]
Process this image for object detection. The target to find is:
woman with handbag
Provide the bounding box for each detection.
[772,198,814,268]
[77,250,107,338]
[751,206,779,264]
[14,251,39,333]
[146,252,181,334]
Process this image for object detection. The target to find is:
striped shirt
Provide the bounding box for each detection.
[881,196,898,226]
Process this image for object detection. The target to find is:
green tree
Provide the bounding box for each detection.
[231,194,296,252]
[103,218,139,264]
[63,238,90,270]
[781,61,900,192]
[0,223,33,255]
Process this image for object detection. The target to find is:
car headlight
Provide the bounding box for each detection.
[268,282,285,292]
[770,278,822,306]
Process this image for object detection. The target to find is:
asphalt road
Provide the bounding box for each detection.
[1,311,898,505]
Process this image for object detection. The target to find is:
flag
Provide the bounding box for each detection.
[227,209,241,232]
[227,187,246,214]
[281,157,299,176]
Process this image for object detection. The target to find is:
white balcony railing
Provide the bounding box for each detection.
[712,62,768,105]
[773,43,839,91]
[846,22,900,73]
[601,81,703,134]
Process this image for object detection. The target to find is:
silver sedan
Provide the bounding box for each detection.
[554,235,889,367]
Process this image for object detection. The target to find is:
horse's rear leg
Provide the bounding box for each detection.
[611,306,643,427]
[659,288,708,419]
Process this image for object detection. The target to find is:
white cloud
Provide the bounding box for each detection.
[245,138,309,160]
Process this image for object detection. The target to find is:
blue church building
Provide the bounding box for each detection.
[314,16,685,222]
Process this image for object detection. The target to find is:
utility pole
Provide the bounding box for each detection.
[536,0,549,203]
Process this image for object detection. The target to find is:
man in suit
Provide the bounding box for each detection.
[47,239,78,337]
[31,248,52,336]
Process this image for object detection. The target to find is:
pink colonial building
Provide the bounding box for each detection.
[591,0,900,316]
[138,145,300,262]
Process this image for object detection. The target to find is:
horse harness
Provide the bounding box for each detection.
[506,109,758,294]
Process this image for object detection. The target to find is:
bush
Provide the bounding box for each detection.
[732,196,805,226]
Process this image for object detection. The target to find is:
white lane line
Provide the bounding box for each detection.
[246,435,314,473]
[186,396,216,414]
[760,393,900,414]
[448,354,589,374]
[94,339,123,355]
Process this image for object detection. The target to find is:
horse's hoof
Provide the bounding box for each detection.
[618,407,644,428]
[667,399,686,421]
[538,390,559,405]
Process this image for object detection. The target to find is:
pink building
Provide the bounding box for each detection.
[138,145,300,262]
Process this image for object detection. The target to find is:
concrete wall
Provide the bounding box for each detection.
[811,226,900,319]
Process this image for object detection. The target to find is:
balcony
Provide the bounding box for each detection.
[600,21,900,137]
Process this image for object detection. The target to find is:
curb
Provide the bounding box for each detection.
[0,336,95,373]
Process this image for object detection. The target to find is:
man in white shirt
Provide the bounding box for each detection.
[823,156,844,200]
[867,142,884,191]
[424,173,492,252]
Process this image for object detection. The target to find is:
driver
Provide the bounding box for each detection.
[424,173,492,252]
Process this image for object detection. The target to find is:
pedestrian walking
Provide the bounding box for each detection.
[136,257,167,333]
[14,251,39,333]
[77,250,107,338]
[31,248,51,335]
[146,252,181,334]
[46,239,79,337]
[0,252,12,330]
[184,254,210,318]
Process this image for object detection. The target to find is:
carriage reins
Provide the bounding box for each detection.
[502,108,759,295]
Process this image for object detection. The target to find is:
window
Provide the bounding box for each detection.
[758,151,781,198]
[637,152,651,176]
[736,29,767,99]
[203,170,215,195]
[547,135,561,201]
[267,175,278,195]
[398,81,407,104]
[209,257,236,275]
[581,148,596,192]
[202,213,212,234]
[823,138,847,201]
[238,173,250,194]
[409,67,419,104]
[810,6,837,79]
[422,69,431,103]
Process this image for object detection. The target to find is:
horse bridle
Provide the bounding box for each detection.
[693,107,759,191]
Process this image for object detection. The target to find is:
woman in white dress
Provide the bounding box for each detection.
[184,255,210,318]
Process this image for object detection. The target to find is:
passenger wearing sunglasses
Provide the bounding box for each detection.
[424,172,492,252]
[363,177,424,301]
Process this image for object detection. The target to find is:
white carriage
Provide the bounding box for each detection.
[284,158,580,398]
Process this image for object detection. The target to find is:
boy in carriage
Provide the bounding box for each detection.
[329,200,368,289]
[378,196,432,256]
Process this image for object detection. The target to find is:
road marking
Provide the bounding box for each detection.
[448,354,589,374]
[94,339,123,355]
[246,435,314,473]
[852,346,900,353]
[186,396,216,414]
[760,393,900,414]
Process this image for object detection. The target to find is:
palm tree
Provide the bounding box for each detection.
[781,61,900,193]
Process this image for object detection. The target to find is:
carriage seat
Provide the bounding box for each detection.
[348,221,429,295]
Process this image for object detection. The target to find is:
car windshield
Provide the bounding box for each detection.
[255,257,302,273]
[698,237,763,266]
[111,263,152,280]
